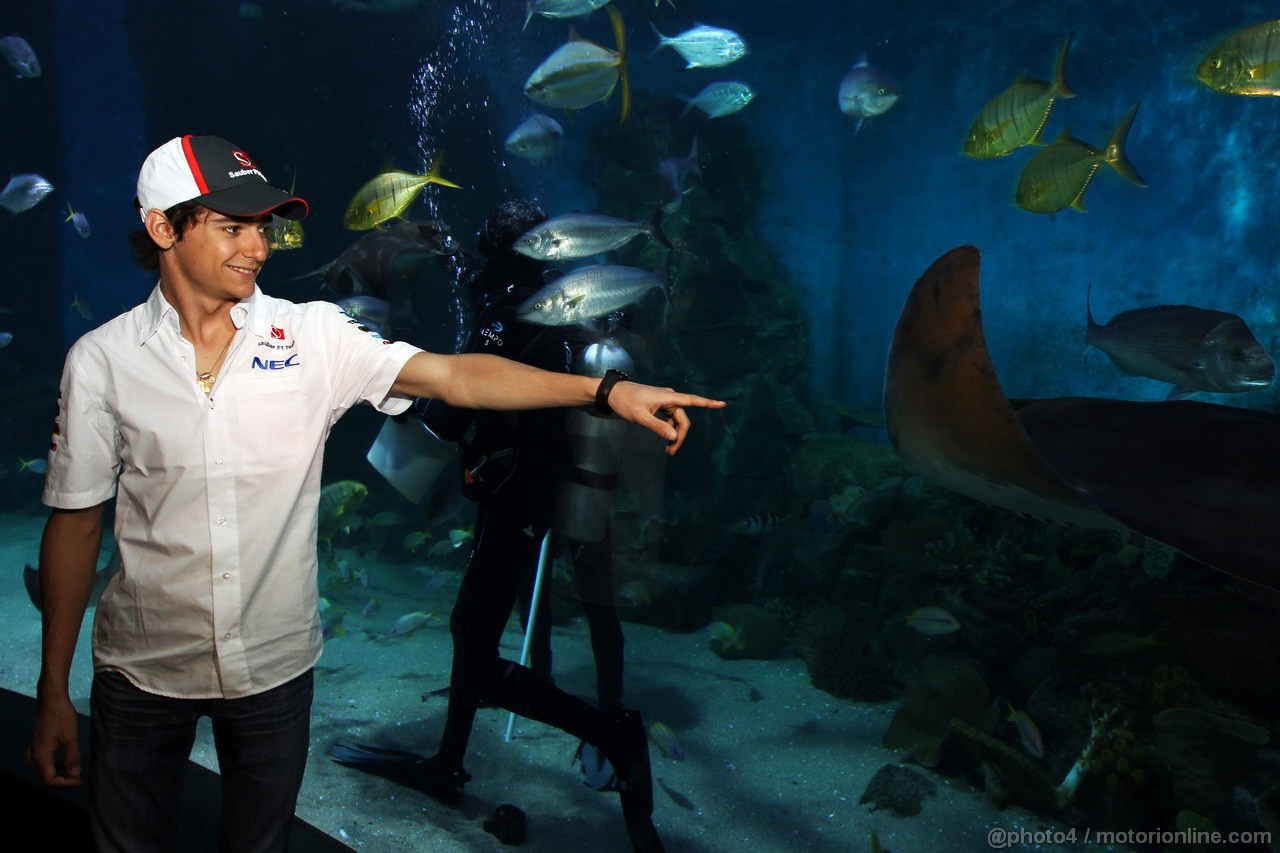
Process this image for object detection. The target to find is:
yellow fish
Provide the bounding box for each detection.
[318,480,369,539]
[268,214,304,252]
[343,153,462,231]
[1014,102,1146,214]
[524,5,630,122]
[964,35,1075,159]
[1198,19,1280,95]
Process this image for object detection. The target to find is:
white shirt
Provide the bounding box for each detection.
[43,284,420,699]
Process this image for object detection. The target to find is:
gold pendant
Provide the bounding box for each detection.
[196,372,214,394]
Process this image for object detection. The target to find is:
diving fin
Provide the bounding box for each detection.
[329,741,470,803]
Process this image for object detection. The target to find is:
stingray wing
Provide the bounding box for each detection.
[883,245,1115,528]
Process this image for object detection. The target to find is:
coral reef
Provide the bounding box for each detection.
[708,603,787,660]
[1149,707,1271,820]
[791,605,895,702]
[1139,663,1201,713]
[882,658,992,766]
[859,764,938,817]
[1085,723,1149,798]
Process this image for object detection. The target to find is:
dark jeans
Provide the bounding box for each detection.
[89,668,313,853]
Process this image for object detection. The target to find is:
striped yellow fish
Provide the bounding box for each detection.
[1198,19,1280,95]
[964,35,1075,159]
[343,152,462,231]
[524,5,630,122]
[1014,102,1146,214]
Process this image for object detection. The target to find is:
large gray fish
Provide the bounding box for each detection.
[0,35,40,78]
[512,210,670,261]
[648,23,747,69]
[524,6,629,121]
[504,114,565,161]
[304,220,457,299]
[0,173,53,215]
[1086,286,1274,400]
[838,55,900,133]
[656,137,700,213]
[516,263,667,325]
[524,0,612,30]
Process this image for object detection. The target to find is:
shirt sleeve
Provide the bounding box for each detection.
[319,302,422,417]
[42,343,120,509]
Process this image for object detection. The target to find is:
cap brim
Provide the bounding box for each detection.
[198,183,309,220]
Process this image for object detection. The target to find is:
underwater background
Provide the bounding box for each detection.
[2,0,1280,850]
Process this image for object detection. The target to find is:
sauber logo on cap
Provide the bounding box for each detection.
[232,151,254,168]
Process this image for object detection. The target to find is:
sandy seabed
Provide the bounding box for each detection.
[0,511,1117,852]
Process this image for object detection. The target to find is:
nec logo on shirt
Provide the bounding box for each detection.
[251,354,300,370]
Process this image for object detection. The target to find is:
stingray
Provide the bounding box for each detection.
[883,245,1280,590]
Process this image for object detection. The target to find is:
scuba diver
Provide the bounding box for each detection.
[330,200,663,852]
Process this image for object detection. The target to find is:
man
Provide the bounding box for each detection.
[27,135,723,853]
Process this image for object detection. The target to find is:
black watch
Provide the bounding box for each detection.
[594,368,630,414]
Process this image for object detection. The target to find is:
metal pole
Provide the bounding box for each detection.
[505,529,553,742]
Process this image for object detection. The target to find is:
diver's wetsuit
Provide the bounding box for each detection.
[433,252,627,775]
[332,204,660,852]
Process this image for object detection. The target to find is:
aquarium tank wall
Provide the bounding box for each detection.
[1,1,1278,851]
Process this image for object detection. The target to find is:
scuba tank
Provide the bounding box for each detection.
[553,329,634,543]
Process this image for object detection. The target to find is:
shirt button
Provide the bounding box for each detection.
[215,458,224,466]
[224,632,232,640]
[222,572,231,580]
[180,356,187,363]
[217,516,227,525]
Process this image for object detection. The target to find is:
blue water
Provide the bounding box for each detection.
[3,1,1279,850]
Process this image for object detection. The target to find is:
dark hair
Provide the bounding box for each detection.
[476,198,547,258]
[128,200,205,270]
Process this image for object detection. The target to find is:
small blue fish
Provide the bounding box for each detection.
[0,332,12,349]
[18,457,47,474]
[65,203,91,238]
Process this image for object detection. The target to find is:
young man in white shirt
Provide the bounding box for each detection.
[27,134,722,853]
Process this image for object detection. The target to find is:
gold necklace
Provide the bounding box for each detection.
[196,327,237,394]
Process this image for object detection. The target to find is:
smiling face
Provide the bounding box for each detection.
[150,206,271,306]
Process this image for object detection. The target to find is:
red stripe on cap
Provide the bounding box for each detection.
[180,135,210,195]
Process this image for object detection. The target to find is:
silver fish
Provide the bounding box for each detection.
[838,55,900,133]
[524,0,612,30]
[0,35,40,78]
[517,263,667,326]
[649,22,747,69]
[679,81,755,118]
[513,210,669,261]
[389,610,436,637]
[504,114,565,161]
[1086,286,1274,400]
[0,174,54,215]
[655,138,700,214]
[524,33,626,114]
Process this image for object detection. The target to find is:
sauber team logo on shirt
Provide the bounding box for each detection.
[270,325,285,340]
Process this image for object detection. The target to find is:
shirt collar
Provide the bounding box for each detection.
[135,283,262,345]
